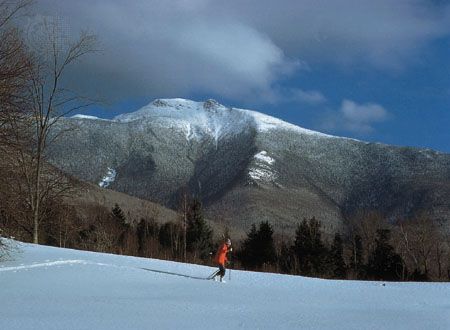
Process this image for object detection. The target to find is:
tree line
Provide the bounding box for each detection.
[236,213,450,282]
[2,189,449,282]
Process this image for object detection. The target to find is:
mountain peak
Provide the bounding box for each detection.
[151,98,200,108]
[113,98,228,123]
[150,98,226,114]
[203,99,220,109]
[75,98,334,140]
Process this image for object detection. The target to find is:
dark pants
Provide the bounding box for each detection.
[217,264,226,278]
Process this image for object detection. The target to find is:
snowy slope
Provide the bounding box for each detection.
[114,99,254,144]
[1,242,449,330]
[112,98,332,140]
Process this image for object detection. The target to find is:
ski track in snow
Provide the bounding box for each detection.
[0,260,86,272]
[0,259,134,273]
[0,258,211,280]
[0,259,135,273]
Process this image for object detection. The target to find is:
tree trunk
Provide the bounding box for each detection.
[32,137,43,244]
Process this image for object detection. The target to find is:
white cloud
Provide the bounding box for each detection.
[174,22,296,98]
[321,99,389,134]
[33,0,297,102]
[341,99,388,123]
[215,0,450,69]
[289,89,327,105]
[264,87,327,105]
[31,0,450,103]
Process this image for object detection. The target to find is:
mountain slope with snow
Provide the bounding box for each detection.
[1,242,450,330]
[47,98,450,235]
[113,98,332,139]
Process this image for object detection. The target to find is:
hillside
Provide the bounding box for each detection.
[71,181,230,237]
[70,181,179,226]
[47,99,450,234]
[1,241,449,330]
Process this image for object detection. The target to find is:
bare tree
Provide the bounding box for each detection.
[0,0,32,28]
[179,188,189,262]
[20,20,96,243]
[0,1,32,148]
[434,232,446,280]
[395,214,441,279]
[346,211,388,253]
[0,1,33,247]
[444,231,450,280]
[1,13,97,243]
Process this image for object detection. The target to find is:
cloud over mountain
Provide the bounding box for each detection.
[34,0,450,102]
[320,99,389,134]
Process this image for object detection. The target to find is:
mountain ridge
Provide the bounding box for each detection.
[48,98,450,235]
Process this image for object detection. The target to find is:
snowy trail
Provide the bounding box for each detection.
[1,242,450,330]
[0,259,86,272]
[0,258,216,280]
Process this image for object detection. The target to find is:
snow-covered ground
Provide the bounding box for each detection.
[1,242,449,330]
[98,167,117,188]
[249,151,277,183]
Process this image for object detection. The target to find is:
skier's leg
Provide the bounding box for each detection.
[219,264,225,282]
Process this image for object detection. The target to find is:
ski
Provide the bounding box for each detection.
[207,269,220,280]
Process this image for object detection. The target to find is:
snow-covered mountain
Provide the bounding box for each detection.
[1,241,449,330]
[48,98,450,234]
[113,98,330,139]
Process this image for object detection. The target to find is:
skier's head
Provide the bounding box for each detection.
[226,238,231,246]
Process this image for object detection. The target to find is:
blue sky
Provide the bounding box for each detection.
[36,0,450,152]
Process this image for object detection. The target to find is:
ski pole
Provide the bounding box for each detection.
[228,250,232,281]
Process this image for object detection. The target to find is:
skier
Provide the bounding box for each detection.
[214,238,232,282]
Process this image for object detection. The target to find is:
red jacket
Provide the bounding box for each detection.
[215,243,229,266]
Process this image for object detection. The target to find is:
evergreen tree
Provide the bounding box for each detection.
[293,217,327,276]
[367,229,404,281]
[111,204,127,227]
[240,223,258,268]
[257,221,277,267]
[330,233,347,278]
[240,221,277,269]
[111,203,130,253]
[186,198,213,260]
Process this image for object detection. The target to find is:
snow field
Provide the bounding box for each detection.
[249,151,278,183]
[1,242,449,330]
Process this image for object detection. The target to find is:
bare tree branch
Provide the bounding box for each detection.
[0,0,32,29]
[1,7,98,244]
